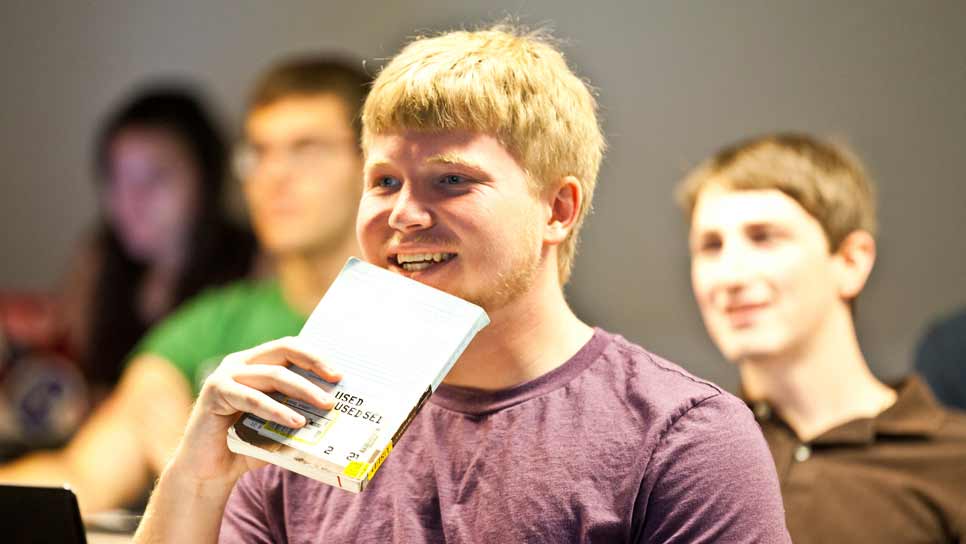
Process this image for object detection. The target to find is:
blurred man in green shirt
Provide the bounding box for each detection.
[0,56,370,514]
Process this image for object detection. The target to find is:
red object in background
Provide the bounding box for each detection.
[0,292,89,459]
[0,291,66,354]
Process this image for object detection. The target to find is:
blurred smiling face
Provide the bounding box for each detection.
[357,130,544,311]
[689,185,844,363]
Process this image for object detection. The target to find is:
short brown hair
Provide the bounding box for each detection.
[677,133,877,250]
[247,55,371,140]
[362,25,606,285]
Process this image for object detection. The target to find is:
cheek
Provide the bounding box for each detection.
[771,255,823,302]
[150,185,186,225]
[243,181,272,220]
[171,178,201,222]
[689,262,715,307]
[355,197,386,258]
[109,185,150,227]
[493,200,539,247]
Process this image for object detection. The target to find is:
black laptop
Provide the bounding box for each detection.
[0,484,87,543]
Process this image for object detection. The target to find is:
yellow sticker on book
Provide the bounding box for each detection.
[342,461,370,480]
[367,440,394,480]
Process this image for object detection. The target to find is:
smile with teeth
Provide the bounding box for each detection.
[394,252,456,271]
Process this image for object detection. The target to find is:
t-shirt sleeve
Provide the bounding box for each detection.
[220,470,277,544]
[132,288,227,388]
[636,393,790,544]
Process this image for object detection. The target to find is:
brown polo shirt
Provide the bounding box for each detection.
[750,376,966,544]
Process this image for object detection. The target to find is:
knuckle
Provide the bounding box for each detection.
[268,366,288,380]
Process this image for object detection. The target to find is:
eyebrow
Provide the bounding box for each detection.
[425,153,487,172]
[364,160,394,171]
[364,154,488,174]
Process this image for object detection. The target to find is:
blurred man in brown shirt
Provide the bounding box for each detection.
[678,133,966,544]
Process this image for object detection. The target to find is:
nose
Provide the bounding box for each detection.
[713,241,756,292]
[257,153,295,184]
[387,185,433,232]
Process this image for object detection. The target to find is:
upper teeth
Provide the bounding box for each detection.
[397,253,453,264]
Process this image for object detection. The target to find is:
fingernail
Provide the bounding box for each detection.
[291,414,305,426]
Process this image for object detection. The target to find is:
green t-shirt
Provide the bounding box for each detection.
[134,279,306,395]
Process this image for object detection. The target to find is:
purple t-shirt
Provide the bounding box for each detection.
[220,329,790,543]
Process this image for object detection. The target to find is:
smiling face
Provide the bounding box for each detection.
[689,186,849,363]
[357,130,546,311]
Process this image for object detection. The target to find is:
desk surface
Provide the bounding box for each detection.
[84,510,139,544]
[87,531,133,544]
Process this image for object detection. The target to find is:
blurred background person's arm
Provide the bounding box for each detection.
[0,353,192,514]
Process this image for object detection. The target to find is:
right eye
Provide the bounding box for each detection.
[693,234,722,254]
[376,176,401,189]
[703,239,722,251]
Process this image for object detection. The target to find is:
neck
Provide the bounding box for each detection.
[275,235,360,316]
[443,262,594,391]
[149,236,189,277]
[139,245,189,319]
[740,306,896,441]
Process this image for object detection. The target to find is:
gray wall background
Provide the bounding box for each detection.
[2,1,964,391]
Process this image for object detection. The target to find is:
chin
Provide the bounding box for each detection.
[118,238,158,261]
[727,344,785,364]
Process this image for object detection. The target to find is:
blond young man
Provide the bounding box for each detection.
[0,57,368,514]
[135,27,790,543]
[680,133,966,543]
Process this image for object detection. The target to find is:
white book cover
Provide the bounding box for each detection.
[227,257,489,492]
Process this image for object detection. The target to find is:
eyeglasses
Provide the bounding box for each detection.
[233,138,357,181]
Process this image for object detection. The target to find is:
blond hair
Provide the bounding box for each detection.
[362,24,605,284]
[676,133,877,250]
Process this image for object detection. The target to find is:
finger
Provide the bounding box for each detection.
[233,365,335,411]
[218,382,308,428]
[244,337,342,383]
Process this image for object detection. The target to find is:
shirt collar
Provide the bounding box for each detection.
[747,375,944,445]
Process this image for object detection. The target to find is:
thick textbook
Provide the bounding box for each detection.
[226,257,489,492]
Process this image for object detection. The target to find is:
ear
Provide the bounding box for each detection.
[832,230,876,300]
[544,176,583,246]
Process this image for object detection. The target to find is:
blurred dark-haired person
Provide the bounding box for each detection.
[69,86,257,394]
[678,133,966,543]
[0,87,257,457]
[0,56,369,515]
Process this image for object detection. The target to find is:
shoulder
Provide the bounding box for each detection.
[182,278,277,312]
[588,329,748,428]
[601,330,790,541]
[576,330,764,475]
[935,406,966,443]
[136,279,272,352]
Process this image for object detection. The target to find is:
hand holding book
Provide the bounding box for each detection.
[154,257,487,496]
[171,336,342,485]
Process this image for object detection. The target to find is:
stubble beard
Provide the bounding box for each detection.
[457,227,542,313]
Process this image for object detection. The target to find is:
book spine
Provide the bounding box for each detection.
[346,384,433,489]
